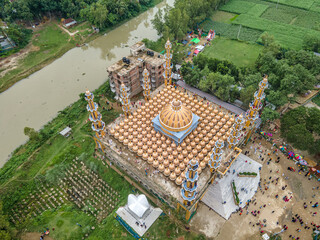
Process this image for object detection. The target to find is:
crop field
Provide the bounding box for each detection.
[206,0,320,49]
[202,19,263,42]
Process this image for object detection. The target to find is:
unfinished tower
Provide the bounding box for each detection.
[244,76,268,144]
[181,159,199,206]
[209,140,224,172]
[85,90,106,138]
[142,68,151,101]
[163,39,173,86]
[120,83,132,118]
[227,114,244,149]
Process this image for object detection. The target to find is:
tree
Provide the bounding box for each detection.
[267,90,288,108]
[260,32,280,55]
[261,107,280,124]
[303,35,320,53]
[281,107,320,156]
[0,202,11,240]
[152,9,164,35]
[240,85,256,108]
[24,127,40,141]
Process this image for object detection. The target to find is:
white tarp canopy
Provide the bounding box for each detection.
[127,194,150,218]
[59,127,72,137]
[262,233,270,240]
[195,45,205,51]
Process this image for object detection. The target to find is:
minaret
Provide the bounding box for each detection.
[85,90,106,138]
[227,114,244,149]
[209,140,224,172]
[181,159,199,206]
[120,83,132,118]
[244,76,268,144]
[163,39,173,86]
[142,68,151,101]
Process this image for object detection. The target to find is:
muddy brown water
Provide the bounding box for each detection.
[0,0,174,167]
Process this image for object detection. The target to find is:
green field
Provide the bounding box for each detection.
[204,0,320,50]
[202,37,263,67]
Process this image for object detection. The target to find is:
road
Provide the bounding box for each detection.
[176,80,245,115]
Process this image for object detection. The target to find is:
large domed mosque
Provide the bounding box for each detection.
[107,40,267,221]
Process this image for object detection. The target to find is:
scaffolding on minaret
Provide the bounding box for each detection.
[85,90,106,151]
[142,68,151,101]
[209,140,224,173]
[163,39,173,87]
[227,114,244,149]
[120,83,132,118]
[244,76,268,144]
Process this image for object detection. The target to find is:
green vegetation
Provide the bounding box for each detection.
[281,106,320,158]
[238,172,258,176]
[265,0,314,10]
[205,0,320,50]
[312,94,320,107]
[201,20,263,42]
[151,0,229,40]
[261,107,280,124]
[231,181,240,205]
[220,0,256,14]
[1,0,159,29]
[202,37,262,66]
[180,35,319,109]
[0,23,32,57]
[0,23,72,93]
[0,202,12,240]
[210,11,237,23]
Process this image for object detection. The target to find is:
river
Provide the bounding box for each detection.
[0,0,174,167]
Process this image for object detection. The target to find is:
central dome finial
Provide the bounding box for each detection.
[171,99,182,111]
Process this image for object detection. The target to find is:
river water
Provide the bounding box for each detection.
[0,0,174,167]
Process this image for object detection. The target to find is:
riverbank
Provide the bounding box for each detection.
[0,0,164,94]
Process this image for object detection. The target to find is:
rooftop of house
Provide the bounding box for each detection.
[107,47,165,77]
[63,18,77,24]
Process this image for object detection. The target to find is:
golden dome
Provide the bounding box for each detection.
[159,100,193,132]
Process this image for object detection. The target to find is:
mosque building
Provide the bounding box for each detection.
[105,40,267,222]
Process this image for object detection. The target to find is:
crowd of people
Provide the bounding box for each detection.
[234,132,320,239]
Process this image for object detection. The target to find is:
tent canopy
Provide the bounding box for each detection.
[59,127,72,137]
[127,194,150,218]
[191,38,200,44]
[194,49,199,54]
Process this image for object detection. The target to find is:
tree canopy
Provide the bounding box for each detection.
[281,106,320,157]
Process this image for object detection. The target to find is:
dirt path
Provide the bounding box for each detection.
[21,232,54,240]
[57,24,79,36]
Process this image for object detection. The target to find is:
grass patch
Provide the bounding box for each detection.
[202,37,263,67]
[233,13,320,49]
[247,3,269,16]
[201,19,263,42]
[219,0,256,14]
[261,7,296,24]
[210,10,237,23]
[214,0,320,49]
[264,0,314,10]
